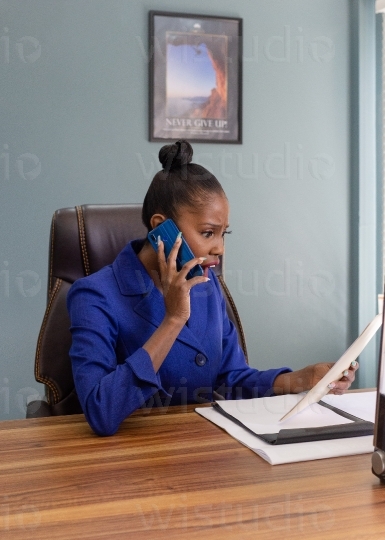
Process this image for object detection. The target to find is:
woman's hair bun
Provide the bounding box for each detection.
[158,139,193,171]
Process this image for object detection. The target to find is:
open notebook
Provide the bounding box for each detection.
[211,395,373,445]
[196,391,376,465]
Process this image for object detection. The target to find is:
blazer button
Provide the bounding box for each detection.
[195,353,207,367]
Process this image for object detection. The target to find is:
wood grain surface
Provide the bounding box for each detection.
[0,404,384,539]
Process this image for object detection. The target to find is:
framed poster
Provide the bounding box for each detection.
[149,11,242,144]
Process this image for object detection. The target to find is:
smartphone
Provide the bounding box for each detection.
[147,219,204,280]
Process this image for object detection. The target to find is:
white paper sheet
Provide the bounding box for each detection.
[322,391,377,422]
[214,393,353,434]
[195,391,375,465]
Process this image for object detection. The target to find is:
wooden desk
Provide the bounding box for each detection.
[1,404,385,540]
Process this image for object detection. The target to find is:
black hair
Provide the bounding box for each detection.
[141,140,226,231]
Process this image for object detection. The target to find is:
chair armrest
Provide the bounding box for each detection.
[26,400,53,418]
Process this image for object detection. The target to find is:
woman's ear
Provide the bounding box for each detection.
[149,214,167,230]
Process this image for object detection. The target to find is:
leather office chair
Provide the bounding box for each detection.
[27,204,248,418]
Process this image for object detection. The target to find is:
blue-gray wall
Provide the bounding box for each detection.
[0,0,380,420]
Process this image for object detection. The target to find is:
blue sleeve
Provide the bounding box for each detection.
[211,275,292,399]
[67,279,161,436]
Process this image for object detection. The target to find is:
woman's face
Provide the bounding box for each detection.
[174,193,230,276]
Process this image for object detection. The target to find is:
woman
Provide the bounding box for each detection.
[67,140,357,436]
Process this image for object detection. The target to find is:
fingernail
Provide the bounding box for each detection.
[200,257,207,261]
[343,370,349,377]
[205,278,210,282]
[328,382,336,389]
[176,232,182,240]
[351,361,357,367]
[157,235,161,245]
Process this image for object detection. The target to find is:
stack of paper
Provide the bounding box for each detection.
[196,391,376,465]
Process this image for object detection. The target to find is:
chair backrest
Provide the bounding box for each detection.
[34,204,248,415]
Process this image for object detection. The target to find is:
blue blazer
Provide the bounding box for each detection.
[67,240,290,435]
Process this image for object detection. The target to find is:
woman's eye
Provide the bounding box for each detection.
[222,230,232,238]
[202,231,214,238]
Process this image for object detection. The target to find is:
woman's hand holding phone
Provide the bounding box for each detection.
[141,221,209,372]
[141,235,209,373]
[157,235,209,324]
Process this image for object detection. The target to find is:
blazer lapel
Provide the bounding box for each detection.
[113,241,208,354]
[133,287,206,353]
[186,282,210,348]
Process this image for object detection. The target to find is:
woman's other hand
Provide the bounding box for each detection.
[273,360,359,395]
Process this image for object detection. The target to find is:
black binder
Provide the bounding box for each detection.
[212,400,374,445]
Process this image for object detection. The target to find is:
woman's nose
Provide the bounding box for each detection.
[211,239,225,256]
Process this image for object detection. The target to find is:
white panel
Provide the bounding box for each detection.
[376,0,385,14]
